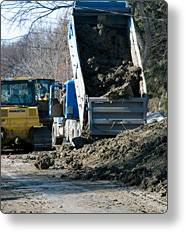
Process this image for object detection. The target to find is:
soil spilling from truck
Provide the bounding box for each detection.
[60,120,167,196]
[76,23,141,99]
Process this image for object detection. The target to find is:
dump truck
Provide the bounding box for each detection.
[1,77,52,150]
[50,1,147,144]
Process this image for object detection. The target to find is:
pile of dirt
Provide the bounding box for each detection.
[61,120,167,195]
[76,23,141,99]
[35,153,54,170]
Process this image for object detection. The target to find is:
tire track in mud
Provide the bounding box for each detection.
[1,170,132,213]
[1,157,133,213]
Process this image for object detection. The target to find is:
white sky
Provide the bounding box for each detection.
[1,14,59,41]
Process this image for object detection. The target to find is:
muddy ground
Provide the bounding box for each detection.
[33,119,167,196]
[76,22,141,99]
[1,120,167,213]
[61,119,167,196]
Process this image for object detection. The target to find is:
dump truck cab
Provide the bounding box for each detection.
[49,79,80,144]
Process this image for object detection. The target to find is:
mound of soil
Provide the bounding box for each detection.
[35,153,54,170]
[76,23,141,99]
[61,120,167,195]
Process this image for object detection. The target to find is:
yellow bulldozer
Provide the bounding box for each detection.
[1,77,52,151]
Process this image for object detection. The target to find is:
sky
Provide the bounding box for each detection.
[1,13,60,41]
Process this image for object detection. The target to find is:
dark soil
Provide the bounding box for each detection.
[60,120,167,196]
[35,153,54,170]
[76,23,141,99]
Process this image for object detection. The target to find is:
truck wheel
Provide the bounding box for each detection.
[56,137,63,145]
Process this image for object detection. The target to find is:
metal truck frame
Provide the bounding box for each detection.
[51,1,147,144]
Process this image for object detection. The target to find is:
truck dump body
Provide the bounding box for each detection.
[69,1,147,135]
[88,98,147,135]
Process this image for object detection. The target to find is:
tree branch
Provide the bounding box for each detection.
[1,1,75,30]
[139,1,152,70]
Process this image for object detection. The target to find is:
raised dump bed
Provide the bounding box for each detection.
[68,1,147,136]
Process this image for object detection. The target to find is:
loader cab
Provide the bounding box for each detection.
[1,78,36,106]
[34,78,55,101]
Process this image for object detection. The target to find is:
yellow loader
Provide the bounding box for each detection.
[1,77,52,150]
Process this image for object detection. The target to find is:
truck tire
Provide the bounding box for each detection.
[56,137,63,145]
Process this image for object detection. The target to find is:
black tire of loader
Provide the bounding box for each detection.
[32,127,52,151]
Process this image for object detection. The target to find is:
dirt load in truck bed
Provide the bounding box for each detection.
[61,119,167,196]
[76,23,141,99]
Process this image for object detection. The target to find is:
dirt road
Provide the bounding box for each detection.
[1,151,167,214]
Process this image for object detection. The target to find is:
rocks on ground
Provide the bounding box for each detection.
[34,153,54,170]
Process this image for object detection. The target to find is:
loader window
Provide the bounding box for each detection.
[1,80,36,106]
[34,79,54,100]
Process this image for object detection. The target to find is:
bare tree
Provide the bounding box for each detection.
[127,1,152,70]
[1,18,73,84]
[1,39,27,77]
[1,1,75,31]
[126,2,145,55]
[138,1,152,70]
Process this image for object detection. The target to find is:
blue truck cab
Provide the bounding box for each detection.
[49,79,79,119]
[49,79,80,145]
[64,79,79,119]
